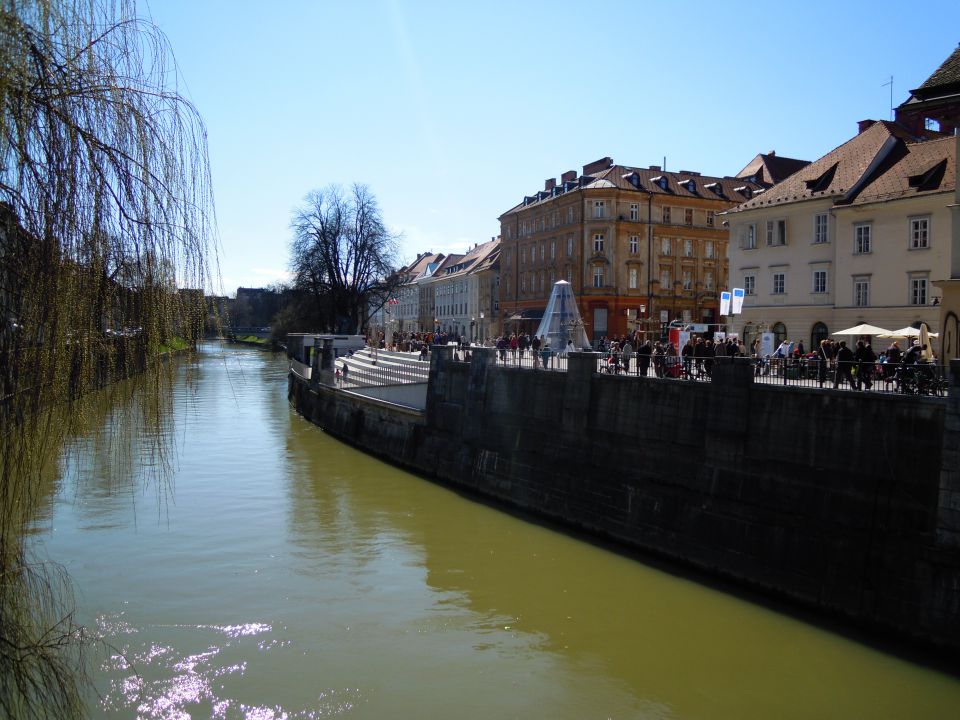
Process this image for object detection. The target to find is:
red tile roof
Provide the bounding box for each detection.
[736,152,811,185]
[846,135,955,206]
[499,162,764,218]
[431,238,501,281]
[915,44,960,95]
[727,121,926,212]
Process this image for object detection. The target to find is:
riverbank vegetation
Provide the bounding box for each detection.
[0,1,215,716]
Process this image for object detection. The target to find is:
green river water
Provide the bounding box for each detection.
[26,344,960,719]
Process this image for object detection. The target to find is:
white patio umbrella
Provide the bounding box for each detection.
[831,323,892,336]
[877,326,939,339]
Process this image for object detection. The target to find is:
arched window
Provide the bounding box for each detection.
[772,322,787,348]
[811,322,828,350]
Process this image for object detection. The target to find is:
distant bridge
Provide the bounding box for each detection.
[225,326,272,340]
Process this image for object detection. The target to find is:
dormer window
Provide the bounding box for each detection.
[734,186,753,199]
[804,163,838,193]
[704,182,724,198]
[908,159,948,192]
[650,175,669,191]
[680,178,697,193]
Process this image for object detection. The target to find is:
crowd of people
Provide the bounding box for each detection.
[758,336,939,392]
[594,333,745,379]
[366,327,941,393]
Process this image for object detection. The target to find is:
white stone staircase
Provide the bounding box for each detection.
[338,347,430,387]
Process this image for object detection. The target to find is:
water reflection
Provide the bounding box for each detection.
[281,357,960,719]
[28,345,960,719]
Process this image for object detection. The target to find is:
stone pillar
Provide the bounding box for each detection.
[463,347,496,443]
[938,359,960,548]
[316,338,335,388]
[562,352,598,436]
[426,344,454,422]
[704,356,754,465]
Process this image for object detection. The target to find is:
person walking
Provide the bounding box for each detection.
[854,339,877,390]
[817,339,832,388]
[834,340,855,389]
[540,337,552,370]
[638,340,652,377]
[681,339,694,379]
[621,339,634,375]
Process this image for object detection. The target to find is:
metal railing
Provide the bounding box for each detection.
[583,351,949,395]
[365,344,951,397]
[753,357,948,395]
[489,347,570,372]
[337,353,429,389]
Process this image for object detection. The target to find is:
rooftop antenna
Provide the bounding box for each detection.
[881,75,893,120]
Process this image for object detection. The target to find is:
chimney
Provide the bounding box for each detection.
[582,157,614,175]
[768,150,776,157]
[561,170,577,183]
[649,165,661,171]
[544,178,556,191]
[858,119,877,135]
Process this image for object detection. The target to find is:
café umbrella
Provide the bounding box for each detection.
[877,326,939,339]
[831,323,892,337]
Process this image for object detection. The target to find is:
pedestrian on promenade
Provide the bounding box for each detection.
[341,361,349,387]
[834,340,855,388]
[681,339,694,379]
[540,337,552,369]
[854,340,876,390]
[653,342,666,378]
[638,339,652,377]
[622,339,634,374]
[817,339,832,387]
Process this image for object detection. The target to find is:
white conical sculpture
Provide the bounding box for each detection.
[533,280,591,352]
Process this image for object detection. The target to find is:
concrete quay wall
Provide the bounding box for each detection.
[289,347,960,652]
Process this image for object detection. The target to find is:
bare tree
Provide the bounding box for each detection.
[290,183,400,334]
[0,1,216,717]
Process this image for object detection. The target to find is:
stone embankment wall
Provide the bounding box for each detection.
[288,347,960,652]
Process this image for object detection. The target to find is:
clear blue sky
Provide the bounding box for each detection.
[145,1,960,296]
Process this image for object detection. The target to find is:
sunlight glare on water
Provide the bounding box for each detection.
[27,344,960,719]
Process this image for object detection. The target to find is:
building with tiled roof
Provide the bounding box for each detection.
[391,252,444,333]
[725,119,957,352]
[735,151,811,186]
[427,239,500,341]
[895,43,960,138]
[497,157,765,343]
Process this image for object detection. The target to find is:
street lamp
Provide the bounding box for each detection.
[471,316,476,343]
[479,311,485,344]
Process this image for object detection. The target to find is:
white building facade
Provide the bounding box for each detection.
[726,121,956,351]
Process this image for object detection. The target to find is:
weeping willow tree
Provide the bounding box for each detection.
[0,1,215,716]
